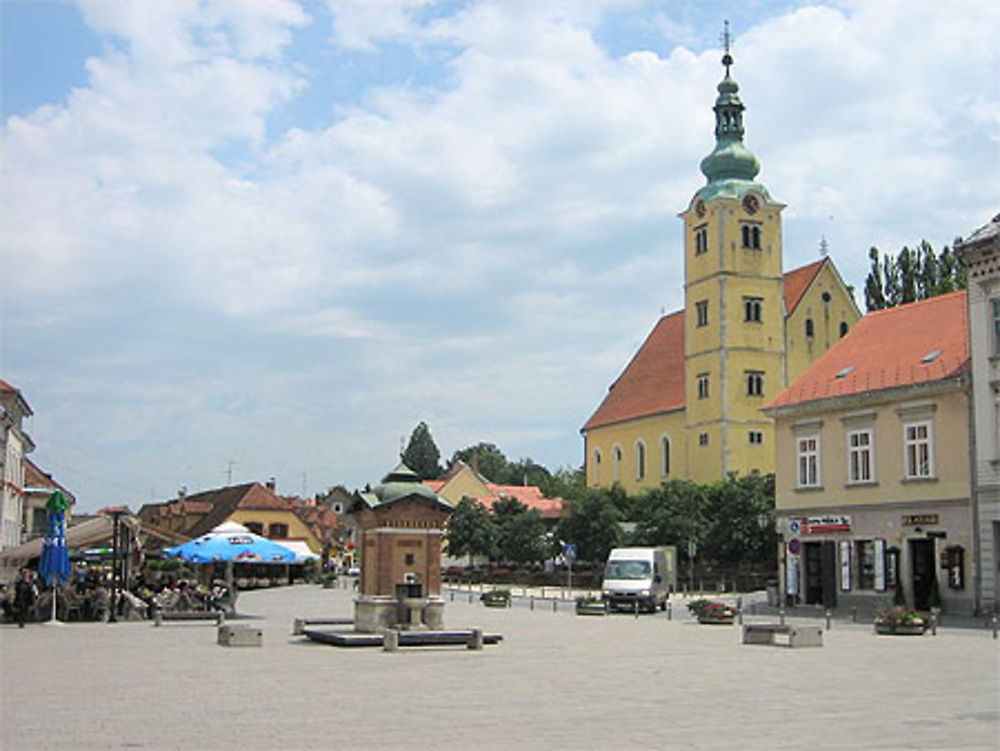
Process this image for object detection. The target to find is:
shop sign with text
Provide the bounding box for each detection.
[803,515,852,534]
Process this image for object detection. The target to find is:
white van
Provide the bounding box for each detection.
[602,547,676,612]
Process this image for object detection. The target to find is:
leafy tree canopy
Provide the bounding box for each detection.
[445,497,496,563]
[556,490,621,564]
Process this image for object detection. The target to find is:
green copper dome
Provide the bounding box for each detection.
[697,42,767,201]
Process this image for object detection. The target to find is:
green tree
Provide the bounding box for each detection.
[539,465,586,500]
[864,247,886,311]
[629,480,707,552]
[451,442,509,483]
[445,497,497,564]
[864,241,966,312]
[506,457,552,487]
[491,497,548,565]
[700,474,776,568]
[402,421,442,480]
[557,490,621,564]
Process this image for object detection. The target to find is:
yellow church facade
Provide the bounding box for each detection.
[582,47,859,493]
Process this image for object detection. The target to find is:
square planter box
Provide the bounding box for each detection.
[698,615,735,625]
[575,602,607,616]
[874,623,925,636]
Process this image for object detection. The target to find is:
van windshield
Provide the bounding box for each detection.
[604,560,652,580]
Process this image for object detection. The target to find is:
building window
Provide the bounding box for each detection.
[697,373,710,399]
[746,371,764,397]
[741,223,761,249]
[269,523,289,539]
[696,300,709,327]
[244,522,263,535]
[856,540,876,589]
[635,440,646,481]
[699,432,709,446]
[749,430,763,444]
[847,429,873,483]
[660,436,670,476]
[805,318,814,338]
[612,445,622,483]
[797,436,820,488]
[839,321,849,338]
[743,296,762,323]
[694,225,708,255]
[993,299,1000,354]
[591,448,601,483]
[904,421,933,478]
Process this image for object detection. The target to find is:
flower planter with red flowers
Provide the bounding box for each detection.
[688,599,738,624]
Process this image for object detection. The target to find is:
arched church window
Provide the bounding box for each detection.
[612,445,622,483]
[635,440,646,481]
[840,321,849,338]
[660,436,671,477]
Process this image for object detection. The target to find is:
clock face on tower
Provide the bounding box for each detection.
[742,193,760,215]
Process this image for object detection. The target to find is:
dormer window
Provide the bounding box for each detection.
[921,349,941,364]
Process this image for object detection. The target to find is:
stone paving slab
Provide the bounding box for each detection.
[1,584,997,751]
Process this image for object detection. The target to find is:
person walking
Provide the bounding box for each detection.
[14,568,37,628]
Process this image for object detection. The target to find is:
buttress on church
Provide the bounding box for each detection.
[581,46,860,492]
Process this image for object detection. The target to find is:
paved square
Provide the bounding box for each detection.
[2,585,997,750]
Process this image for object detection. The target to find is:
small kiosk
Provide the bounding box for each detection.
[352,463,452,633]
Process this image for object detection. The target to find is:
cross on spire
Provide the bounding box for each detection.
[721,20,733,77]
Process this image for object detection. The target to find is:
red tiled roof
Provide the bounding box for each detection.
[582,310,686,431]
[0,378,16,392]
[782,258,826,314]
[582,260,848,431]
[767,291,969,410]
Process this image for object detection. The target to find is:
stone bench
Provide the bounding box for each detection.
[743,623,823,648]
[218,624,262,647]
[153,609,225,627]
[291,616,354,635]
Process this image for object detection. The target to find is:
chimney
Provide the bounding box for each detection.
[266,477,276,492]
[178,486,187,502]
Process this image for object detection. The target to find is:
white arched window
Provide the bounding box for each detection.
[612,445,623,483]
[635,440,646,481]
[660,435,671,477]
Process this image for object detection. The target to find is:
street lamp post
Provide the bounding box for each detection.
[107,510,126,624]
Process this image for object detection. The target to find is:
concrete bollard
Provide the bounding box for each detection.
[552,599,557,613]
[634,600,639,619]
[467,628,484,651]
[530,596,534,611]
[153,609,163,627]
[738,609,743,625]
[930,614,937,636]
[825,609,831,631]
[851,607,857,623]
[383,630,399,652]
[468,592,473,604]
[292,618,304,636]
[779,606,786,626]
[992,614,997,640]
[667,602,672,621]
[450,591,454,602]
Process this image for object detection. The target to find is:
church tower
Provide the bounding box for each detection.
[680,27,785,482]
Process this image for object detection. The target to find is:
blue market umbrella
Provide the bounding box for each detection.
[164,524,296,564]
[38,490,72,623]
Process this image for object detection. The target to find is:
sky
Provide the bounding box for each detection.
[2,0,998,512]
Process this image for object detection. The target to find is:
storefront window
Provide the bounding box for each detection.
[856,540,876,589]
[944,546,965,590]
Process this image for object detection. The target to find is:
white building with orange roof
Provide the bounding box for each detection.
[765,291,974,614]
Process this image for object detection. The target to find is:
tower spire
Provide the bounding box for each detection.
[721,20,732,77]
[698,21,763,195]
